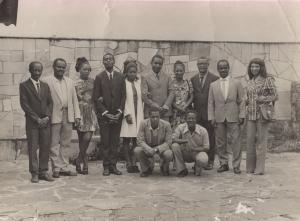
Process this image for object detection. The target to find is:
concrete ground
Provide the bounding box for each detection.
[0,152,299,221]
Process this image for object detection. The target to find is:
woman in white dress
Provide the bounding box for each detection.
[120,60,144,173]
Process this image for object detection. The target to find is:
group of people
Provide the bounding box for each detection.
[19,52,278,183]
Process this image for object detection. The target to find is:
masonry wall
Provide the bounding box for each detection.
[0,38,296,141]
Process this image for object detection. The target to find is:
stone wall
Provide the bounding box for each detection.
[0,38,297,141]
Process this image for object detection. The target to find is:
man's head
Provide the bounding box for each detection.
[29,61,43,81]
[53,58,67,79]
[151,54,164,74]
[149,109,160,129]
[186,110,197,131]
[103,53,115,71]
[217,59,230,79]
[197,57,209,76]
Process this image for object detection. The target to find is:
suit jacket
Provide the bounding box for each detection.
[92,70,126,123]
[191,72,219,121]
[43,75,81,124]
[19,79,53,129]
[137,119,172,154]
[142,71,174,118]
[208,78,245,123]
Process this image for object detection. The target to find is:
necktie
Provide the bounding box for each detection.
[199,76,204,88]
[109,73,112,81]
[36,82,40,97]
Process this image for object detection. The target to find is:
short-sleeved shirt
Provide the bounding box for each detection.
[172,123,209,152]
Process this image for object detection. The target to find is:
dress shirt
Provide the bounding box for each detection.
[199,72,208,88]
[220,76,230,100]
[54,77,68,108]
[30,78,40,93]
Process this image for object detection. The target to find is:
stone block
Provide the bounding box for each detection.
[224,43,242,61]
[275,91,291,120]
[189,42,210,61]
[115,42,128,55]
[170,55,190,64]
[11,96,21,111]
[3,62,28,74]
[23,39,36,61]
[240,43,252,65]
[137,48,158,66]
[10,50,23,62]
[187,60,198,72]
[107,41,118,50]
[76,40,92,48]
[158,42,171,49]
[13,73,25,84]
[139,42,152,48]
[91,48,104,61]
[75,48,90,61]
[13,112,26,137]
[252,44,267,59]
[0,74,13,85]
[272,61,291,75]
[0,61,2,73]
[170,42,191,56]
[151,42,159,49]
[114,52,138,72]
[36,39,50,61]
[50,39,76,48]
[50,46,75,63]
[231,59,247,78]
[0,85,19,96]
[0,100,2,111]
[128,41,138,52]
[274,77,291,92]
[3,99,12,111]
[0,50,10,61]
[0,141,16,161]
[0,38,23,50]
[94,40,107,48]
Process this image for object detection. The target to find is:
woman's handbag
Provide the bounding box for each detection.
[259,77,275,121]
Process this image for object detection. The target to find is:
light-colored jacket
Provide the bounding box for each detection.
[43,75,81,124]
[120,78,144,137]
[208,78,245,123]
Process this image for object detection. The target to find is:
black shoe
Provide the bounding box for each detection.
[103,167,110,176]
[140,168,152,177]
[60,171,77,176]
[177,169,188,177]
[204,162,213,170]
[31,174,39,183]
[109,166,122,175]
[234,168,241,174]
[39,173,54,182]
[52,171,60,178]
[132,166,140,173]
[82,167,88,175]
[217,164,229,173]
[75,159,82,174]
[127,166,135,173]
[160,166,170,176]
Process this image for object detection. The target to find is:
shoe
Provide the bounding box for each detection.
[39,173,55,182]
[75,159,82,174]
[52,171,60,178]
[60,171,77,176]
[127,166,135,173]
[132,165,140,173]
[103,167,110,176]
[160,166,170,176]
[234,168,241,174]
[217,164,229,173]
[109,166,122,175]
[254,172,264,175]
[194,165,203,176]
[177,169,188,177]
[140,168,152,177]
[204,162,213,170]
[31,174,39,183]
[82,167,88,175]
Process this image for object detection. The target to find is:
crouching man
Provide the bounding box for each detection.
[171,110,209,177]
[135,109,173,177]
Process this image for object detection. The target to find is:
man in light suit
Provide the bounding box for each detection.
[44,58,81,178]
[20,61,54,183]
[93,53,126,176]
[134,109,173,177]
[208,59,245,174]
[191,57,219,170]
[142,54,174,122]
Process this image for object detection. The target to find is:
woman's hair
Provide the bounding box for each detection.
[173,60,185,72]
[123,59,138,75]
[75,57,90,72]
[247,58,267,79]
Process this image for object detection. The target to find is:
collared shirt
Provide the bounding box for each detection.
[152,70,160,80]
[53,76,68,108]
[30,78,40,92]
[173,123,209,151]
[220,76,230,100]
[199,72,208,88]
[149,125,160,147]
[106,69,114,80]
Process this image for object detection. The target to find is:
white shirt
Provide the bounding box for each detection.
[220,76,230,100]
[30,78,40,93]
[106,70,114,79]
[53,77,68,108]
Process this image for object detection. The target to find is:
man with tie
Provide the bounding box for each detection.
[93,53,126,176]
[134,109,173,177]
[208,59,245,174]
[142,54,174,122]
[44,58,81,178]
[191,57,219,170]
[20,61,54,183]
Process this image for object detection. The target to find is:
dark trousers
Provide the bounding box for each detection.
[99,121,122,168]
[26,126,51,175]
[197,118,215,164]
[123,137,137,168]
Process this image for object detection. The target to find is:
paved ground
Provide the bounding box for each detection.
[0,152,300,221]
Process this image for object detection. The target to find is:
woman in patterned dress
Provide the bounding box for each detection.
[171,60,194,128]
[74,57,98,175]
[245,58,278,175]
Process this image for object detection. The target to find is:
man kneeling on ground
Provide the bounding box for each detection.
[171,110,209,177]
[135,109,173,177]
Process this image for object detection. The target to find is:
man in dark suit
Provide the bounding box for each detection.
[191,57,219,170]
[20,61,54,183]
[93,53,126,176]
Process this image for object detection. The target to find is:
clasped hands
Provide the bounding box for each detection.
[104,112,122,123]
[37,117,50,128]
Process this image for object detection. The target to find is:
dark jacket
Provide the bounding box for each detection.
[19,79,53,129]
